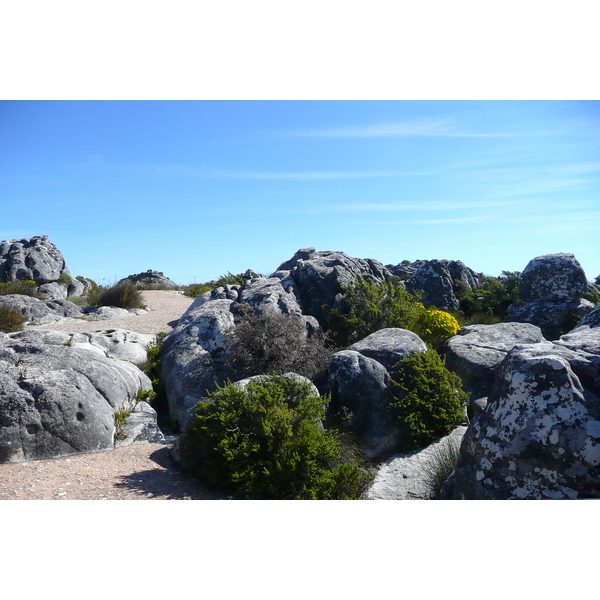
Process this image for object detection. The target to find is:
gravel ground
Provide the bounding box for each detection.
[1,290,228,501]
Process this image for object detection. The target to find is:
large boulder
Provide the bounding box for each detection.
[573,304,600,330]
[276,248,394,330]
[327,350,396,455]
[519,253,588,302]
[119,269,178,289]
[385,259,428,281]
[443,322,544,401]
[239,275,303,316]
[442,328,600,499]
[160,299,238,430]
[37,281,68,300]
[405,259,484,312]
[348,328,427,371]
[506,253,594,338]
[0,294,84,325]
[0,330,154,463]
[0,235,70,284]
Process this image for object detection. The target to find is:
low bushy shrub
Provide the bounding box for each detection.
[328,276,460,349]
[390,350,468,452]
[178,376,373,499]
[182,283,213,298]
[0,280,38,297]
[0,303,25,332]
[94,281,146,309]
[459,271,521,320]
[227,304,331,388]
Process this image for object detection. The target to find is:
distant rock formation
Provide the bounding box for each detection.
[0,235,70,284]
[119,269,178,289]
[507,253,594,338]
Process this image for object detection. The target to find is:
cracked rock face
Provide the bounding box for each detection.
[519,253,588,302]
[0,331,153,463]
[442,329,600,499]
[0,235,70,284]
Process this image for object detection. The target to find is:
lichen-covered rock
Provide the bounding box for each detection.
[442,335,600,499]
[385,259,428,281]
[507,299,594,333]
[239,275,303,316]
[119,269,178,289]
[0,294,84,325]
[0,235,70,284]
[443,322,544,400]
[573,303,600,330]
[405,259,484,311]
[328,350,397,455]
[0,330,153,463]
[519,253,588,302]
[160,299,238,430]
[277,248,394,330]
[348,328,427,371]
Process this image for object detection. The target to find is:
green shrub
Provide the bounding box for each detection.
[76,275,99,291]
[328,276,459,349]
[459,271,521,320]
[182,283,213,298]
[390,350,468,452]
[328,276,424,347]
[179,376,373,499]
[94,281,146,309]
[0,303,25,332]
[0,280,38,297]
[59,272,73,287]
[113,410,130,440]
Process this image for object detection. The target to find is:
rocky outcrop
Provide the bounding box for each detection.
[0,330,154,463]
[276,248,394,330]
[574,304,600,330]
[0,294,84,325]
[442,327,600,499]
[119,269,178,289]
[507,253,594,338]
[114,401,164,448]
[327,328,428,455]
[405,259,484,312]
[347,328,427,371]
[160,299,238,430]
[0,235,70,284]
[385,259,428,281]
[443,322,544,404]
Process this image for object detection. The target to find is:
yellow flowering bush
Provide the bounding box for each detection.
[414,309,461,349]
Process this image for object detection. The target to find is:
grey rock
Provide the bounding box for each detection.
[37,281,68,300]
[385,259,428,280]
[119,269,178,289]
[519,253,588,302]
[0,235,70,284]
[328,350,397,456]
[443,322,544,399]
[573,303,600,330]
[0,294,84,325]
[507,299,594,329]
[442,335,600,499]
[160,299,237,430]
[82,305,134,320]
[277,248,394,330]
[239,276,303,315]
[67,278,88,298]
[0,330,153,463]
[368,426,468,500]
[348,328,427,371]
[233,372,320,399]
[114,401,164,448]
[405,259,484,311]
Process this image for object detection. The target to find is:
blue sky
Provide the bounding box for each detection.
[1,100,599,286]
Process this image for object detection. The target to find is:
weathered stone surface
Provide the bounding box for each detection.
[277,248,394,330]
[442,334,600,499]
[519,253,588,302]
[0,235,70,284]
[507,299,594,332]
[114,401,164,448]
[348,328,427,371]
[239,276,303,315]
[385,259,428,281]
[443,322,544,399]
[37,281,68,300]
[405,259,483,311]
[0,330,153,463]
[328,350,397,455]
[0,294,84,325]
[233,372,320,399]
[572,303,600,330]
[67,278,89,298]
[368,426,467,500]
[119,269,178,289]
[160,299,237,430]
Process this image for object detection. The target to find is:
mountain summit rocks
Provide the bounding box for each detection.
[0,235,70,284]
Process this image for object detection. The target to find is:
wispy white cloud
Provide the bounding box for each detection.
[68,154,104,168]
[304,199,518,214]
[148,164,432,180]
[279,119,555,139]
